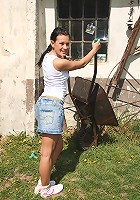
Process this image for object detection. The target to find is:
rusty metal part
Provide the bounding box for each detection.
[72,77,118,126]
[93,84,118,126]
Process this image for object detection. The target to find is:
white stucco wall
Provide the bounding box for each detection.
[0,0,36,136]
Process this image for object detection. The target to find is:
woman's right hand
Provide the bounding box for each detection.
[92,39,101,51]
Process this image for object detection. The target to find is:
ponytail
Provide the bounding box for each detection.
[37,44,52,67]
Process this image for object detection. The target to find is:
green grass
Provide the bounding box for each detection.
[0,119,140,200]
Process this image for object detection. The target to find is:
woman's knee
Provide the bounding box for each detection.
[40,134,63,157]
[40,142,53,158]
[40,147,52,158]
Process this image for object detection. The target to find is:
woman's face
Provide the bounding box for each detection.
[51,35,70,58]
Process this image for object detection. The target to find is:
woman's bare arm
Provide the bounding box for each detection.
[54,40,101,71]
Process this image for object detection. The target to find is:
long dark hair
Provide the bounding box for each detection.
[37,27,70,67]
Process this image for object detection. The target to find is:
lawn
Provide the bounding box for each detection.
[0,119,140,200]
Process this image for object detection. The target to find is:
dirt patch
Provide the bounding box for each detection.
[0,136,7,154]
[14,167,33,181]
[0,167,33,192]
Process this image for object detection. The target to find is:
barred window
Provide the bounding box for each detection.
[57,0,110,63]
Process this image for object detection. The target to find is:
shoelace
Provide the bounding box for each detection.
[42,188,54,196]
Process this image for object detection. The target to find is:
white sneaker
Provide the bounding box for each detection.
[34,179,56,195]
[40,184,63,198]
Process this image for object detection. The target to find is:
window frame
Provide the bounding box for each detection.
[57,0,110,62]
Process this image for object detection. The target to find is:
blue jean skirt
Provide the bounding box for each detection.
[35,97,64,134]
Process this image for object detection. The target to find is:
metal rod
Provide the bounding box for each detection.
[106,84,139,94]
[108,98,140,109]
[123,67,140,86]
[125,79,140,95]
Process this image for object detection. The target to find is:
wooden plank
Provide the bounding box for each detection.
[112,16,140,85]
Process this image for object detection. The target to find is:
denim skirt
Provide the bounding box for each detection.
[35,97,64,134]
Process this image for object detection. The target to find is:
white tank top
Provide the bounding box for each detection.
[41,54,69,102]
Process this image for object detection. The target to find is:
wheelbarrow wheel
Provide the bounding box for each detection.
[76,124,98,151]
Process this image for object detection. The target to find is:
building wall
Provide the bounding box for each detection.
[35,0,56,100]
[0,0,36,136]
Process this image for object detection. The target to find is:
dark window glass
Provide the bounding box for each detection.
[58,20,69,32]
[84,0,96,18]
[97,20,108,41]
[71,21,82,41]
[71,0,82,18]
[84,43,92,56]
[97,0,110,18]
[58,0,69,18]
[71,43,82,59]
[97,43,107,62]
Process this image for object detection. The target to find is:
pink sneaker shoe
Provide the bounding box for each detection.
[40,184,63,198]
[34,179,56,195]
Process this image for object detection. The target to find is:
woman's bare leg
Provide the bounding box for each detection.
[39,134,60,186]
[62,115,67,132]
[52,135,63,166]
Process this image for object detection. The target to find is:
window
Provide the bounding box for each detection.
[57,0,110,63]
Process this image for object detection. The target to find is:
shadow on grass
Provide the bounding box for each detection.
[51,131,82,183]
[98,132,116,145]
[51,127,116,183]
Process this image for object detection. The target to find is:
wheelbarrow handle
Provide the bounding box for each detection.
[87,52,97,101]
[91,38,98,82]
[93,53,97,84]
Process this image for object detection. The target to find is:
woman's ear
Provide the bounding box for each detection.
[50,40,54,48]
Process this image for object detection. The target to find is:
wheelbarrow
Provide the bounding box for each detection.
[67,52,118,151]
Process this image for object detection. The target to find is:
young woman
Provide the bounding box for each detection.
[35,27,100,198]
